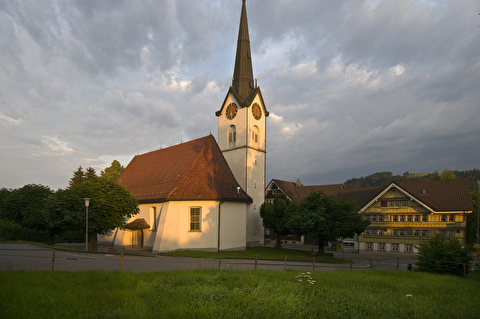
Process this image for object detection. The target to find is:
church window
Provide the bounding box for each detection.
[189,207,201,232]
[228,125,236,149]
[252,126,259,146]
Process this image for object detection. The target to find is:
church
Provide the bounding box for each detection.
[101,0,268,252]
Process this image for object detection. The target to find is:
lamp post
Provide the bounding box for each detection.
[477,181,480,245]
[83,198,90,251]
[477,181,480,271]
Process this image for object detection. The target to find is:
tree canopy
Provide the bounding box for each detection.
[1,184,52,230]
[1,160,138,248]
[61,174,139,250]
[286,191,370,253]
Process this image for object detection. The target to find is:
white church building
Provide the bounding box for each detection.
[101,0,268,253]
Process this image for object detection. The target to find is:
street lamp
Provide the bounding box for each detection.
[477,181,480,271]
[477,181,480,245]
[476,181,480,244]
[83,198,90,251]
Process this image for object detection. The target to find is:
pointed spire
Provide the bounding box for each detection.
[232,0,254,102]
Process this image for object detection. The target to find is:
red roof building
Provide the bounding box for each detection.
[117,135,251,204]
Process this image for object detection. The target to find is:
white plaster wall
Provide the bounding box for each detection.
[219,201,247,251]
[153,200,247,253]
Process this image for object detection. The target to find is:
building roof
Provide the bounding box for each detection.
[124,218,150,231]
[396,179,473,212]
[267,179,345,202]
[232,0,254,102]
[268,178,473,213]
[117,135,252,204]
[337,179,473,213]
[336,186,384,210]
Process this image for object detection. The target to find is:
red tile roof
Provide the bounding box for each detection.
[117,135,252,204]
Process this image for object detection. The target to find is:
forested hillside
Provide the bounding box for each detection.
[344,169,480,192]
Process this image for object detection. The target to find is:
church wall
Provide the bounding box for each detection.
[104,200,247,252]
[245,148,265,246]
[219,201,247,251]
[153,200,247,253]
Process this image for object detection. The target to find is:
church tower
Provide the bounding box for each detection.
[216,0,268,247]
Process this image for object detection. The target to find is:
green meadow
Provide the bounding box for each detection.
[1,269,478,318]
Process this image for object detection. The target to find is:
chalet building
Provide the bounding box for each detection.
[100,0,268,252]
[266,178,473,253]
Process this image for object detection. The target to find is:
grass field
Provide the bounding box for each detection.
[160,246,345,263]
[1,269,478,318]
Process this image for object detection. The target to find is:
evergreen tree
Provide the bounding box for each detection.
[84,167,98,182]
[69,166,85,188]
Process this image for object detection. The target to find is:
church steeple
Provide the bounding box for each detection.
[232,0,254,102]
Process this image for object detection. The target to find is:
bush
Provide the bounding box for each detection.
[415,233,473,277]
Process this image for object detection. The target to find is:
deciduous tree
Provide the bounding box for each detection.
[2,184,52,230]
[63,178,139,250]
[440,168,455,180]
[286,191,370,254]
[100,160,125,182]
[260,193,291,249]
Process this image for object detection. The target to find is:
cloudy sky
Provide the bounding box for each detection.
[1,0,479,190]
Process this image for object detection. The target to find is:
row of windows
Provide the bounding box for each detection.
[227,125,260,149]
[380,200,408,207]
[365,229,430,237]
[366,243,414,252]
[366,214,456,222]
[364,229,459,237]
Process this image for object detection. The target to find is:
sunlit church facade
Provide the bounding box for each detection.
[101,0,267,252]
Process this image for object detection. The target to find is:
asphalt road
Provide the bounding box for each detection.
[0,243,416,272]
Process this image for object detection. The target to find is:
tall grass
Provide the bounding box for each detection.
[1,269,478,318]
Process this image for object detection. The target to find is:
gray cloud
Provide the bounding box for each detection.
[1,0,479,190]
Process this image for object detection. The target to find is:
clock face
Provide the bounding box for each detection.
[252,103,262,120]
[226,103,238,120]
